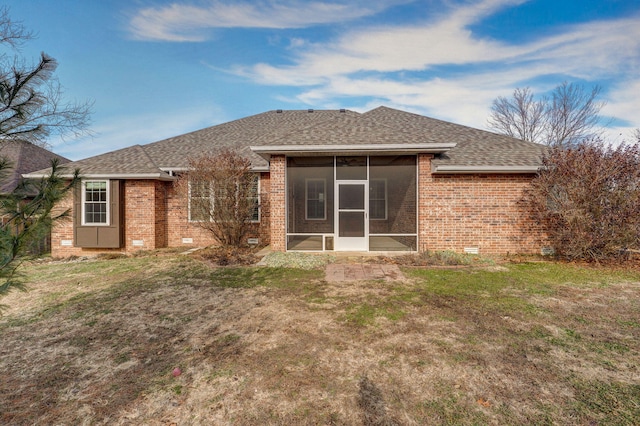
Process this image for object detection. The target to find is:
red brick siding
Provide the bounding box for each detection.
[418,154,545,254]
[123,180,162,251]
[155,181,168,248]
[50,157,543,257]
[165,173,269,248]
[50,190,78,258]
[269,155,286,251]
[51,180,156,257]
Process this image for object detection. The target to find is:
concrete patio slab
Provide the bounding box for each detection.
[325,263,406,282]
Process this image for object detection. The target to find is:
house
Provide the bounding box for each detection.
[25,106,547,257]
[1,139,70,194]
[1,139,71,253]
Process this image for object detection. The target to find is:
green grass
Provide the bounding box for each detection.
[3,254,639,425]
[403,262,640,315]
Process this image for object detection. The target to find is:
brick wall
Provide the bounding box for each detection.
[51,175,272,258]
[50,158,544,258]
[52,180,168,257]
[418,154,545,255]
[165,173,269,249]
[50,190,77,258]
[124,180,162,251]
[269,155,286,251]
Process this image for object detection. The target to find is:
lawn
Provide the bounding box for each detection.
[1,252,639,425]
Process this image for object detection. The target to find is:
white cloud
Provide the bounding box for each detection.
[129,0,410,41]
[237,0,640,131]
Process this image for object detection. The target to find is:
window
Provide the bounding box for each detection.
[188,174,260,223]
[248,174,260,222]
[305,179,326,220]
[188,181,212,222]
[82,180,109,225]
[369,179,387,220]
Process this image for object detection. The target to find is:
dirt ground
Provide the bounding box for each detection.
[0,254,639,425]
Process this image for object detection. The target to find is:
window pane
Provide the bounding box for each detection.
[369,180,386,220]
[336,156,367,180]
[339,212,365,237]
[287,235,323,250]
[288,157,333,232]
[339,184,364,210]
[369,236,416,251]
[249,174,260,221]
[84,181,108,224]
[369,156,416,234]
[305,178,326,220]
[370,200,386,220]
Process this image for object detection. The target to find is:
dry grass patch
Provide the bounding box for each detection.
[1,255,639,424]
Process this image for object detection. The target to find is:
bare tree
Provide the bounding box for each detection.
[487,87,546,143]
[0,7,33,47]
[175,150,264,248]
[0,6,92,147]
[488,82,605,147]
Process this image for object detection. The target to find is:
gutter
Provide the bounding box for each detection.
[159,166,270,174]
[432,165,541,174]
[22,172,177,181]
[250,143,457,159]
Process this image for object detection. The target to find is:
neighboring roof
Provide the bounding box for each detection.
[0,140,71,193]
[24,106,545,179]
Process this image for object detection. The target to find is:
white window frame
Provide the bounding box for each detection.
[248,174,261,223]
[188,174,261,223]
[369,178,388,220]
[305,178,326,220]
[188,180,212,222]
[81,180,110,226]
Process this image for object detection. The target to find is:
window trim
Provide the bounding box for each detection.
[250,174,261,223]
[305,178,327,220]
[81,180,110,226]
[188,173,261,223]
[369,178,388,221]
[188,180,212,222]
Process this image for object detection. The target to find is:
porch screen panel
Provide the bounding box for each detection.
[287,157,334,234]
[369,156,417,250]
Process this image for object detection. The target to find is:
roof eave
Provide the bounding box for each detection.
[22,172,176,181]
[432,165,541,174]
[159,166,270,174]
[250,143,457,160]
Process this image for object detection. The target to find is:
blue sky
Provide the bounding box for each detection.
[6,0,640,160]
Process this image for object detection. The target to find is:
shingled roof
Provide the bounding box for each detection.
[25,106,545,178]
[363,107,546,172]
[0,140,70,193]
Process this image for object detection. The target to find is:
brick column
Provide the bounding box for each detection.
[269,155,286,251]
[417,153,434,252]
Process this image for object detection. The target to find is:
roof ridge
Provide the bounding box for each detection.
[261,109,361,145]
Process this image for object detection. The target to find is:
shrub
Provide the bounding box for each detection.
[525,141,640,262]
